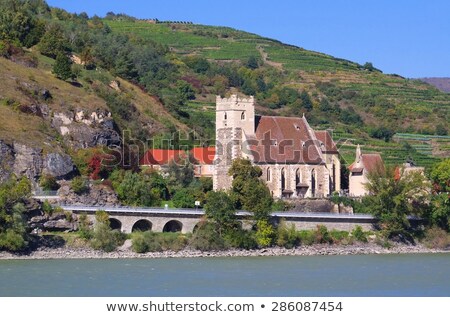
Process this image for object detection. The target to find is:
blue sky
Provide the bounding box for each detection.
[47,0,450,78]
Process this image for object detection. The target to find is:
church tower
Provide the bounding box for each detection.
[213,95,255,190]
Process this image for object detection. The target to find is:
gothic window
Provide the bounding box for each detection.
[267,168,271,182]
[311,169,316,197]
[224,112,227,120]
[241,111,245,120]
[281,168,286,191]
[295,168,301,185]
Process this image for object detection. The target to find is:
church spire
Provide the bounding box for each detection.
[356,144,362,163]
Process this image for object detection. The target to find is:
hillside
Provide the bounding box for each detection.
[418,78,450,93]
[0,1,448,187]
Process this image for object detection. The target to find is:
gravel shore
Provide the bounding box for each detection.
[0,243,447,260]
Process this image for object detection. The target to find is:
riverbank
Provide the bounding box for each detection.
[0,242,448,260]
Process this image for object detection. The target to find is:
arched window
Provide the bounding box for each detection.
[281,168,286,191]
[295,168,301,185]
[241,111,245,120]
[224,112,227,120]
[311,169,316,197]
[267,168,271,182]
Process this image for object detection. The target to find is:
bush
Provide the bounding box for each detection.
[329,230,350,244]
[422,227,450,249]
[77,213,93,240]
[189,221,227,251]
[276,220,300,248]
[90,211,126,252]
[255,219,275,247]
[314,225,332,244]
[298,230,316,246]
[71,176,88,194]
[39,174,60,191]
[41,200,54,216]
[352,226,368,242]
[224,227,257,250]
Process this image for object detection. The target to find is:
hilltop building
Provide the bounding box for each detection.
[213,95,340,198]
[348,145,384,196]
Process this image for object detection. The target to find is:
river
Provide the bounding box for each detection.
[0,254,449,296]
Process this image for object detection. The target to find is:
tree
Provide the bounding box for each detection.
[39,174,60,191]
[38,24,69,58]
[245,56,259,69]
[176,80,196,102]
[116,171,161,207]
[228,158,273,220]
[204,191,236,233]
[0,177,31,251]
[364,166,431,240]
[363,62,375,71]
[71,176,88,195]
[172,188,197,208]
[370,126,395,142]
[300,90,313,112]
[53,52,74,80]
[430,159,450,192]
[90,210,125,252]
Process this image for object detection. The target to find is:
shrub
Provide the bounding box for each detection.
[224,227,257,250]
[352,226,368,242]
[422,227,450,249]
[41,200,54,216]
[314,225,332,244]
[329,230,350,244]
[39,174,60,191]
[298,230,316,246]
[255,219,276,247]
[90,211,126,252]
[71,176,88,194]
[77,213,93,240]
[189,221,227,251]
[276,220,300,249]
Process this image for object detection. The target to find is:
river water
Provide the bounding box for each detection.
[0,254,449,296]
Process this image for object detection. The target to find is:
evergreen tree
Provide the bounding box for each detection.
[53,52,74,80]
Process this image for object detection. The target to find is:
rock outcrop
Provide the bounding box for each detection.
[43,153,74,179]
[12,143,43,181]
[0,140,14,182]
[52,110,120,150]
[58,181,120,206]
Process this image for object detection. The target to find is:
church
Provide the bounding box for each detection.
[213,95,341,199]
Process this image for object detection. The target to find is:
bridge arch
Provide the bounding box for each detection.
[109,218,122,231]
[132,219,152,232]
[163,220,183,233]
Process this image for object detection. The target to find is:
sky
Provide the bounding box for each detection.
[46,0,450,78]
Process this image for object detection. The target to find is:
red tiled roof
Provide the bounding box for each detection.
[251,116,324,164]
[191,147,215,165]
[349,154,384,174]
[140,149,184,166]
[315,131,338,153]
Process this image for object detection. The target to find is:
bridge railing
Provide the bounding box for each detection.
[33,190,59,197]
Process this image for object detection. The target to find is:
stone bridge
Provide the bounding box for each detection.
[61,205,377,234]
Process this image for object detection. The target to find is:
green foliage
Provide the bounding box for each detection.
[430,193,450,231]
[255,219,275,247]
[190,221,227,251]
[77,213,93,240]
[298,230,316,246]
[71,176,88,195]
[38,24,70,58]
[0,177,31,251]
[116,171,161,207]
[90,210,126,252]
[176,80,196,102]
[223,227,257,250]
[364,166,431,240]
[314,225,332,244]
[229,158,273,220]
[166,158,195,189]
[172,188,197,208]
[132,231,188,253]
[204,191,236,232]
[276,220,300,248]
[39,174,60,191]
[351,226,368,242]
[41,200,54,216]
[369,126,395,142]
[430,159,450,192]
[329,230,350,244]
[53,52,74,80]
[245,55,259,69]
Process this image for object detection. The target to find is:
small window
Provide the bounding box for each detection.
[267,168,271,182]
[224,112,227,120]
[241,111,245,120]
